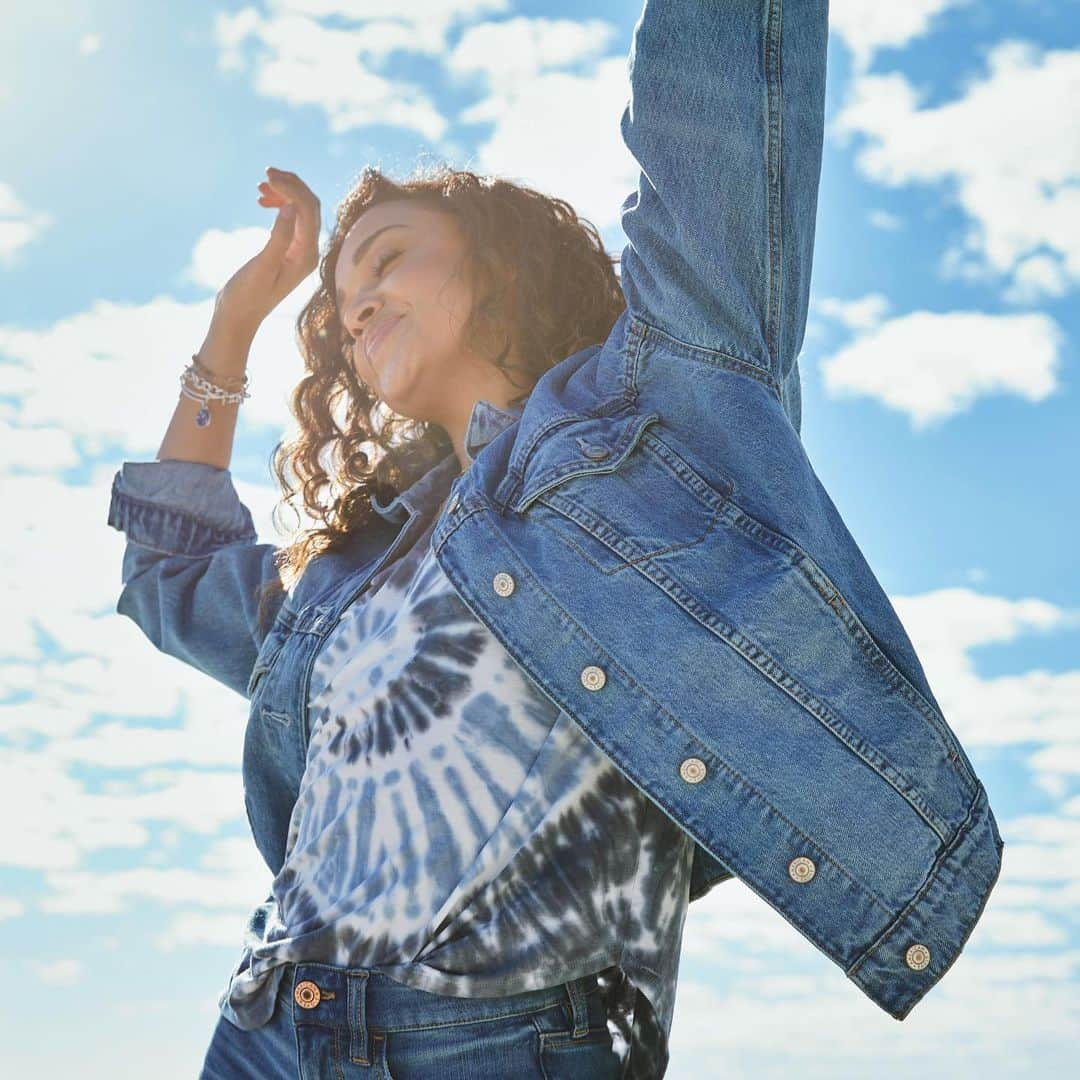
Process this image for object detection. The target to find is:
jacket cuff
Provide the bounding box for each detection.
[846,781,1005,1020]
[107,459,257,558]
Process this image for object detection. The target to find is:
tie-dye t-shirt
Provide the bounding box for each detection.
[219,493,694,1077]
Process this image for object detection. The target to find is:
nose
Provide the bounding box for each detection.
[346,301,381,340]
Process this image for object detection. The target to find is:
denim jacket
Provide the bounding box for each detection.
[107,0,1003,1025]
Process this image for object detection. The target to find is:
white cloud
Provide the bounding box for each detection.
[832,40,1080,298]
[36,959,82,986]
[448,15,617,93]
[0,179,54,265]
[182,220,321,296]
[868,208,904,230]
[817,305,1063,428]
[1001,252,1071,305]
[212,5,457,138]
[211,7,633,241]
[0,896,26,920]
[0,418,80,472]
[0,748,248,872]
[828,0,968,73]
[0,241,313,453]
[891,587,1080,791]
[455,52,636,240]
[41,834,271,919]
[816,292,891,331]
[677,881,1080,1073]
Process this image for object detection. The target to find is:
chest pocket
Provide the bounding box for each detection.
[246,610,295,699]
[511,409,736,574]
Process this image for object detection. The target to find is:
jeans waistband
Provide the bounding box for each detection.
[279,963,602,1067]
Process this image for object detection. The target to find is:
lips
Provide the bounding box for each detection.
[365,315,403,359]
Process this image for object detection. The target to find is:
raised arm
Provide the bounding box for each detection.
[618,0,829,432]
[106,169,325,697]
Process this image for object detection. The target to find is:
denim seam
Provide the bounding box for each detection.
[361,986,602,1036]
[765,0,783,369]
[846,783,987,982]
[528,509,636,577]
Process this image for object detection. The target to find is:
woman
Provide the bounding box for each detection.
[112,51,680,1080]
[109,0,1004,1076]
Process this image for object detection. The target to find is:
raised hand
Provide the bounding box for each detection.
[212,166,323,337]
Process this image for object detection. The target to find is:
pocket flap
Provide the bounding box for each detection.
[510,409,661,514]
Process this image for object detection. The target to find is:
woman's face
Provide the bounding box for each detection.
[333,199,500,426]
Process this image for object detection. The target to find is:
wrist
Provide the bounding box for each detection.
[200,322,255,377]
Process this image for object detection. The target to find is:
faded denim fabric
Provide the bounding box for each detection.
[109,0,1004,1043]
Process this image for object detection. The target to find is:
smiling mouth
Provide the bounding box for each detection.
[366,316,403,359]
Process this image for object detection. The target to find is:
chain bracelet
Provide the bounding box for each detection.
[181,352,250,429]
[192,353,247,387]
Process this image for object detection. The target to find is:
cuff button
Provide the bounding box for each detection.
[905,944,931,971]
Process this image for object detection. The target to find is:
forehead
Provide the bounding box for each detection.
[333,203,454,310]
[338,203,444,266]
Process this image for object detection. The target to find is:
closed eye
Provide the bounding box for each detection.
[373,249,401,277]
[340,249,402,344]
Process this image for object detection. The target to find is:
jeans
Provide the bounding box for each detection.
[199,964,621,1079]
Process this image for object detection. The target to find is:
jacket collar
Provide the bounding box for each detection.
[369,398,524,524]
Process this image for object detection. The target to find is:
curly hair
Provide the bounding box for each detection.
[253,161,627,635]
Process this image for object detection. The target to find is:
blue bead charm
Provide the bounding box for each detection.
[196,406,211,427]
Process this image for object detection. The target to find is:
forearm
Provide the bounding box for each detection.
[157,320,253,469]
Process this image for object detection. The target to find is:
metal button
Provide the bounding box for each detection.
[576,435,611,461]
[447,493,460,513]
[581,665,606,691]
[788,856,816,883]
[493,571,515,597]
[294,980,322,1009]
[905,943,931,971]
[679,757,706,783]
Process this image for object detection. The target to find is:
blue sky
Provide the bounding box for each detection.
[1,1,1078,1076]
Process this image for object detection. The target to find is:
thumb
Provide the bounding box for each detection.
[267,204,297,246]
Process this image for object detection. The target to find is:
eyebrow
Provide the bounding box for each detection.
[335,224,411,309]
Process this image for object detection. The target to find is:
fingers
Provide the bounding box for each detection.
[256,181,285,207]
[263,167,318,205]
[261,166,320,242]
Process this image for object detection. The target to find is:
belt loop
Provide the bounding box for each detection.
[347,971,371,1066]
[564,973,591,1039]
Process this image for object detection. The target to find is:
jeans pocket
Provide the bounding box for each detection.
[532,994,622,1080]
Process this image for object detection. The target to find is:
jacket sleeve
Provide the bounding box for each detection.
[106,459,288,700]
[618,0,829,433]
